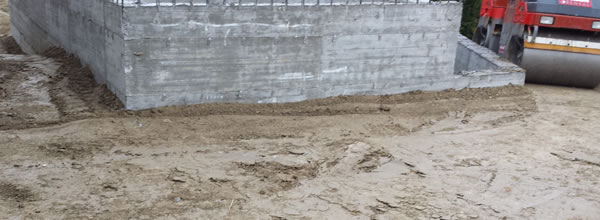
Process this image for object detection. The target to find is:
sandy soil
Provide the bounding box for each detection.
[1,18,600,220]
[0,0,9,35]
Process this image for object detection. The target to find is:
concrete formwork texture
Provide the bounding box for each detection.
[10,0,524,110]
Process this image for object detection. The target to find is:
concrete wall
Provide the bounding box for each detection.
[454,34,523,74]
[10,0,127,101]
[122,4,463,109]
[453,35,525,88]
[117,0,431,7]
[11,1,525,110]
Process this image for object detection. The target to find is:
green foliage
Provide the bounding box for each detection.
[460,0,482,39]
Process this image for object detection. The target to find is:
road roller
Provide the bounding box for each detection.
[473,0,600,88]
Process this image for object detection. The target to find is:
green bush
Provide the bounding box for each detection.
[460,0,481,39]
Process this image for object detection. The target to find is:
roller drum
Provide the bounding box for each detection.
[521,48,600,88]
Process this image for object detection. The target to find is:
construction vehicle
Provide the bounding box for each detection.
[473,0,600,88]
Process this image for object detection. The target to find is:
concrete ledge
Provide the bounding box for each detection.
[124,72,524,110]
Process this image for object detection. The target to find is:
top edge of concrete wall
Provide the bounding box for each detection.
[108,0,460,7]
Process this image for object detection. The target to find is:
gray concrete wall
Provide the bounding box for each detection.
[454,34,522,74]
[11,1,525,110]
[122,4,463,109]
[453,35,525,88]
[10,0,127,101]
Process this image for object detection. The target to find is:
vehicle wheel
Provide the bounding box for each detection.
[508,36,524,65]
[472,27,488,46]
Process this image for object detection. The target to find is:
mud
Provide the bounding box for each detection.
[1,35,23,54]
[0,0,11,44]
[43,47,123,113]
[0,182,36,203]
[237,161,320,194]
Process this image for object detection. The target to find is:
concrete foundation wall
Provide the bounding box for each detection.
[9,0,127,101]
[11,1,525,110]
[122,4,463,109]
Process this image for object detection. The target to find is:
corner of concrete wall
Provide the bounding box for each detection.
[454,34,522,73]
[103,2,128,104]
[454,34,525,86]
[10,0,128,105]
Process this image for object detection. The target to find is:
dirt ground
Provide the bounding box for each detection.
[1,13,600,220]
[0,0,9,35]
